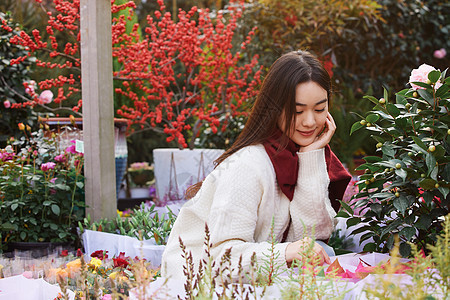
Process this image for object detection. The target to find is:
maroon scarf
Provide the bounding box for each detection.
[263,130,351,212]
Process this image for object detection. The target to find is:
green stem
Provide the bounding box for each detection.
[68,167,80,228]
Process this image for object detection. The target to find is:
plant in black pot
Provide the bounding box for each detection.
[339,64,449,257]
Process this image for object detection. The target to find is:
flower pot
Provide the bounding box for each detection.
[82,230,165,268]
[130,187,150,199]
[5,242,71,258]
[152,148,224,202]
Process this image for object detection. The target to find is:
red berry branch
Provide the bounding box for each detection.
[8,0,262,149]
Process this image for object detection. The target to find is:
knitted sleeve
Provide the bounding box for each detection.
[287,148,335,241]
[207,156,288,277]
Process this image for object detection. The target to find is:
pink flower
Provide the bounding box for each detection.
[24,80,36,95]
[22,271,33,279]
[3,100,11,108]
[102,295,112,300]
[38,90,53,104]
[65,145,76,154]
[433,48,447,59]
[55,154,67,162]
[41,162,56,171]
[50,178,57,183]
[409,64,442,90]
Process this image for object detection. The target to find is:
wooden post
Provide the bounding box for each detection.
[80,0,116,221]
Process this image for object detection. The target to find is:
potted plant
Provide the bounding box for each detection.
[339,64,449,257]
[78,203,176,267]
[0,126,85,255]
[127,162,154,200]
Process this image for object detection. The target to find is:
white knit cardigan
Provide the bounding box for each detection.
[161,144,336,279]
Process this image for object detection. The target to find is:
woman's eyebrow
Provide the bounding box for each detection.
[295,98,328,106]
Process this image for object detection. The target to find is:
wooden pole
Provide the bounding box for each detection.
[80,0,116,221]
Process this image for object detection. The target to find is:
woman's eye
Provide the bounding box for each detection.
[296,111,303,114]
[315,108,326,112]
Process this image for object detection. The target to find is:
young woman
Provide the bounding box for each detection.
[161,50,351,280]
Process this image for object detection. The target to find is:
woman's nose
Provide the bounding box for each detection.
[301,111,315,127]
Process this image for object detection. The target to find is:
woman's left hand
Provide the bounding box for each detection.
[300,112,336,152]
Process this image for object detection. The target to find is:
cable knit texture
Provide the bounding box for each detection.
[161,145,335,281]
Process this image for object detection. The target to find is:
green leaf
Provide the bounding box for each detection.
[11,203,18,211]
[386,103,401,117]
[427,70,440,84]
[339,200,354,215]
[363,156,382,163]
[50,223,58,230]
[436,84,449,97]
[363,243,376,252]
[335,210,349,218]
[419,178,436,190]
[20,231,26,240]
[418,89,434,106]
[438,187,449,200]
[400,227,416,241]
[411,81,431,89]
[386,234,394,250]
[381,145,395,158]
[416,215,432,230]
[395,168,407,181]
[393,196,409,214]
[426,153,437,176]
[43,200,52,206]
[350,121,364,135]
[51,204,60,215]
[0,222,17,231]
[412,137,427,150]
[366,114,380,123]
[363,95,379,105]
[346,217,360,228]
[399,242,411,257]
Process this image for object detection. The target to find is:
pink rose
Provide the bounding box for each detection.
[433,48,446,59]
[41,162,56,171]
[409,64,442,90]
[3,100,11,108]
[55,154,67,162]
[38,90,53,104]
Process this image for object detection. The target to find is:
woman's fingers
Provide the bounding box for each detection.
[285,238,331,266]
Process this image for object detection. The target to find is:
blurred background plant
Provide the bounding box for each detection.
[339,64,449,257]
[127,162,154,187]
[0,12,38,147]
[0,126,85,251]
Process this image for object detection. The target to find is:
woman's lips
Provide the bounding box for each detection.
[297,129,316,136]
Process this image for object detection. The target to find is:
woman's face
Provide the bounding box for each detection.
[278,81,328,147]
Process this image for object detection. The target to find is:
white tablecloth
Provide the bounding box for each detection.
[0,275,75,300]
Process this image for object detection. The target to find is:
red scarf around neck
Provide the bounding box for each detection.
[263,130,351,212]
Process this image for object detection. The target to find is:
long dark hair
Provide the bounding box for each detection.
[186,50,332,198]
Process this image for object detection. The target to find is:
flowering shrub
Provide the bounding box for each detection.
[339,64,449,257]
[0,127,85,249]
[7,0,262,149]
[0,12,37,143]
